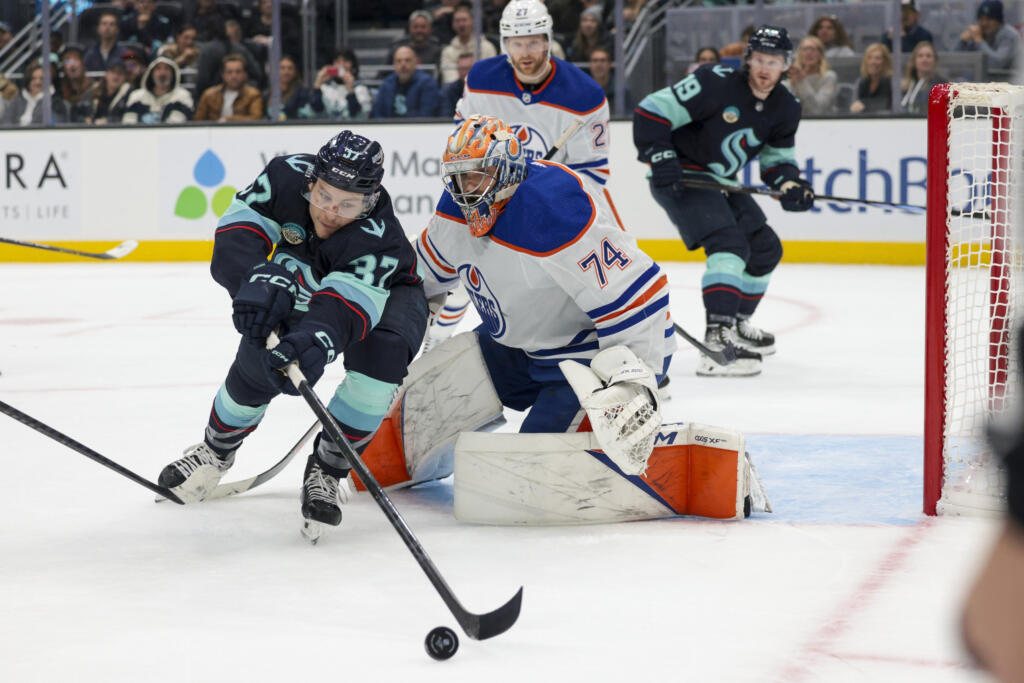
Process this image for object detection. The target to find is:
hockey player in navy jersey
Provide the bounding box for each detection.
[423,0,615,351]
[157,131,427,541]
[634,25,814,377]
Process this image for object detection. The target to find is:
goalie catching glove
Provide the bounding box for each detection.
[559,346,662,476]
[779,178,814,212]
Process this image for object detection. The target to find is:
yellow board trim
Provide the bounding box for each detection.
[0,239,926,265]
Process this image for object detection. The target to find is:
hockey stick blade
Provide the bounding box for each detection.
[0,236,139,260]
[268,332,523,641]
[0,398,184,504]
[673,322,734,365]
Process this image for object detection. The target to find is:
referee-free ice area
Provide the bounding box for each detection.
[0,262,999,682]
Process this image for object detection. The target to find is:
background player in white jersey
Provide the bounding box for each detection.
[414,115,674,473]
[425,0,616,350]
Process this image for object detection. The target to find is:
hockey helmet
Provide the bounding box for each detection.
[500,0,553,47]
[441,115,528,237]
[305,130,384,219]
[745,25,793,68]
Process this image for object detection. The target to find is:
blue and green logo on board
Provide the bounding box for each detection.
[174,150,238,220]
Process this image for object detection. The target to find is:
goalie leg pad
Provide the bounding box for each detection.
[454,422,764,524]
[353,331,504,490]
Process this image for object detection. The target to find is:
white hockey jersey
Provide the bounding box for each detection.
[456,55,611,189]
[416,161,675,373]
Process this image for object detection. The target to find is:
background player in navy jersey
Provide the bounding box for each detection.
[158,131,427,542]
[633,26,815,377]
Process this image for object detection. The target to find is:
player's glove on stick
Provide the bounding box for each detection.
[779,179,815,212]
[265,324,337,395]
[232,262,299,344]
[647,148,684,191]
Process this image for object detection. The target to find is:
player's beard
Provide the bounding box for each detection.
[510,51,551,84]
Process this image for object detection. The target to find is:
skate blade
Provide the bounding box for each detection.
[696,357,762,377]
[736,343,776,356]
[301,519,325,545]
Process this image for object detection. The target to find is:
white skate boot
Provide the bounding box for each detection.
[696,325,763,377]
[158,442,235,503]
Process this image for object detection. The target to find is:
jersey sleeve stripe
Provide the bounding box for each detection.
[595,294,670,338]
[418,228,457,273]
[319,273,387,325]
[634,105,671,126]
[219,200,283,244]
[579,169,608,186]
[538,98,606,117]
[436,209,467,225]
[310,290,370,340]
[567,159,611,171]
[214,223,274,251]
[586,262,659,317]
[415,240,460,283]
[593,274,668,323]
[527,339,600,357]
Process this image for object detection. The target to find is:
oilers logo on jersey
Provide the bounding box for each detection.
[460,264,506,337]
[509,124,550,161]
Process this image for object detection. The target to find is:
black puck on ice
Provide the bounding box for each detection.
[425,625,459,660]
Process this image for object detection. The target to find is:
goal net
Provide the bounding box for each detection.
[925,82,1024,516]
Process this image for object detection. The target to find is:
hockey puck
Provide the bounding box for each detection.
[424,625,459,660]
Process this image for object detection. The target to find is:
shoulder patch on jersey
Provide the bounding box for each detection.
[489,161,595,256]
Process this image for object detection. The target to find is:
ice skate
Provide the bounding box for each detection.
[158,442,235,503]
[734,318,776,355]
[696,325,762,377]
[300,454,350,544]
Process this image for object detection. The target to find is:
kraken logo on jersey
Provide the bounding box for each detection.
[509,124,549,161]
[708,128,761,178]
[459,264,507,338]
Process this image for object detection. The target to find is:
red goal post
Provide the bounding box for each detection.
[925,82,1021,516]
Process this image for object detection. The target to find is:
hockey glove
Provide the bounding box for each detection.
[265,324,338,395]
[647,148,684,190]
[232,262,299,345]
[779,179,815,212]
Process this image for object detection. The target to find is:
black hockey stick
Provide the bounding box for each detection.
[155,420,318,503]
[0,236,139,260]
[542,117,585,161]
[680,178,926,213]
[0,398,185,504]
[269,332,523,641]
[673,322,735,365]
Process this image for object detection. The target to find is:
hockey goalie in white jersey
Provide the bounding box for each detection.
[348,116,769,524]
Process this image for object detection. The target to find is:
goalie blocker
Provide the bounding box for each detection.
[353,333,768,522]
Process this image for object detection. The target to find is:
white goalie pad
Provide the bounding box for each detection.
[559,346,661,476]
[453,422,770,525]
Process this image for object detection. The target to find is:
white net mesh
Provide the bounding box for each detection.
[938,83,1024,515]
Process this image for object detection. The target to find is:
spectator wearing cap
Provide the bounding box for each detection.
[194,53,264,122]
[957,0,1021,77]
[0,21,13,52]
[120,0,174,53]
[882,1,934,54]
[89,62,132,124]
[372,45,441,118]
[1,61,71,126]
[59,45,99,122]
[84,10,130,73]
[388,10,442,72]
[121,44,149,89]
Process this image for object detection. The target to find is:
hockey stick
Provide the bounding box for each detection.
[0,398,185,504]
[268,332,523,641]
[0,236,139,260]
[673,322,735,365]
[542,117,586,161]
[680,178,926,213]
[154,420,318,503]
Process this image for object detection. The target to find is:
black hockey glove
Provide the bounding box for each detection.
[265,324,337,395]
[779,179,815,212]
[232,262,299,345]
[647,148,684,190]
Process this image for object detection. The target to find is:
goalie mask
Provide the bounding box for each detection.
[442,115,528,237]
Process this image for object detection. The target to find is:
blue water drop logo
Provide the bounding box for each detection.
[193,149,226,188]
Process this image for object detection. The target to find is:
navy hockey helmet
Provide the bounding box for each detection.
[311,130,385,195]
[745,25,793,67]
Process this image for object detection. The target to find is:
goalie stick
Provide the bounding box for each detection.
[0,237,139,260]
[268,332,523,641]
[0,398,184,504]
[673,322,735,365]
[680,178,926,213]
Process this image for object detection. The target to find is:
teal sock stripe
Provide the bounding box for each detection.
[326,371,399,433]
[213,383,267,427]
[702,252,746,290]
[740,270,772,296]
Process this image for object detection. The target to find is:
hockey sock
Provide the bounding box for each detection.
[320,371,399,474]
[737,270,772,319]
[204,383,268,456]
[702,252,746,326]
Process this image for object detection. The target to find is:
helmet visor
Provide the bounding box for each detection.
[442,158,500,208]
[303,180,378,219]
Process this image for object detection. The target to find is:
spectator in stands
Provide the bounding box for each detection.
[883,1,934,54]
[588,46,631,112]
[900,41,947,114]
[721,25,755,58]
[1,62,71,126]
[121,44,149,89]
[311,47,372,120]
[0,68,17,124]
[482,0,507,35]
[88,62,132,124]
[428,0,459,45]
[687,46,720,74]
[195,53,264,122]
[786,36,837,117]
[567,6,608,63]
[122,56,194,124]
[372,45,441,118]
[158,23,200,70]
[265,54,316,120]
[388,10,442,71]
[810,14,855,58]
[245,0,300,59]
[850,43,893,114]
[548,0,585,37]
[120,0,174,53]
[187,0,235,43]
[440,3,497,85]
[194,16,259,98]
[59,44,98,123]
[957,0,1021,78]
[83,10,129,73]
[440,51,472,118]
[0,21,12,53]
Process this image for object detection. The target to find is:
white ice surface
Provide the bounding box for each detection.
[0,262,1000,682]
